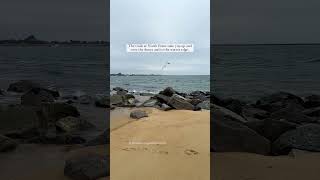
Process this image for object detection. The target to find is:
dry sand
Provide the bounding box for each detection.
[110,107,210,180]
[212,152,320,180]
[0,144,109,180]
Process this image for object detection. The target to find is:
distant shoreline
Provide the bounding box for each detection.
[0,35,109,47]
[111,74,209,76]
[211,43,320,46]
[0,43,109,47]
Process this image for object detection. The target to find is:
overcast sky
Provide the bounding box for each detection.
[111,0,210,75]
[0,0,108,41]
[212,0,320,44]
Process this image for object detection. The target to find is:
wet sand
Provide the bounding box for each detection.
[212,152,320,180]
[110,107,210,180]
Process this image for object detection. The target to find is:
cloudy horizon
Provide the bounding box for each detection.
[0,0,108,41]
[212,0,320,44]
[111,0,210,75]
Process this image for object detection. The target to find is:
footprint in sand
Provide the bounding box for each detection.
[121,147,168,155]
[184,149,199,155]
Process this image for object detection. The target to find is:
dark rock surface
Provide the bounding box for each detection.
[304,94,320,108]
[55,116,93,133]
[64,154,109,180]
[246,119,297,142]
[142,98,159,107]
[7,80,41,93]
[43,103,80,122]
[130,110,148,119]
[212,107,271,155]
[196,100,210,110]
[95,95,109,108]
[86,130,109,146]
[168,94,194,110]
[303,106,320,117]
[159,87,177,97]
[256,92,304,112]
[272,124,320,155]
[242,106,269,120]
[0,135,18,152]
[21,88,55,106]
[0,105,42,134]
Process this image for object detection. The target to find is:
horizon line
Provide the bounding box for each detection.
[211,43,320,46]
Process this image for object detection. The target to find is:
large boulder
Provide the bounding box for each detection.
[196,100,210,110]
[270,106,316,124]
[242,106,269,120]
[42,103,80,122]
[113,87,128,95]
[212,104,247,123]
[223,98,245,115]
[55,116,93,133]
[304,94,320,108]
[0,105,43,134]
[0,89,5,96]
[272,124,320,155]
[110,94,136,107]
[168,94,194,110]
[154,94,170,104]
[0,135,18,152]
[7,80,41,93]
[256,92,304,112]
[142,98,159,107]
[303,106,320,117]
[246,119,297,142]
[211,94,224,106]
[79,95,92,104]
[159,87,177,97]
[86,130,109,146]
[64,154,109,180]
[188,99,203,106]
[130,110,148,119]
[95,95,110,108]
[212,106,271,155]
[160,103,172,111]
[190,91,209,101]
[21,88,55,106]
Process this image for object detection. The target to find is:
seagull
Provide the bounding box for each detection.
[161,61,171,71]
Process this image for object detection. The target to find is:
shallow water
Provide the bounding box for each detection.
[111,75,210,94]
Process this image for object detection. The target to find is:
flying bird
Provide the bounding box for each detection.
[161,61,171,71]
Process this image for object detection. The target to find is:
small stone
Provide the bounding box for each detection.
[130,110,148,119]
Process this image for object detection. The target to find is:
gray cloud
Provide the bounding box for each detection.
[0,0,108,41]
[111,0,210,75]
[212,0,320,44]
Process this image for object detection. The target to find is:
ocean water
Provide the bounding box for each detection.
[213,45,320,101]
[3,45,319,102]
[0,46,108,96]
[111,75,210,94]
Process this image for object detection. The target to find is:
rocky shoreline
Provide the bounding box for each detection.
[110,86,211,111]
[2,80,320,178]
[212,91,320,156]
[0,80,109,180]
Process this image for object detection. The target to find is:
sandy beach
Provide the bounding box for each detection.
[0,144,109,180]
[212,152,320,180]
[110,107,210,180]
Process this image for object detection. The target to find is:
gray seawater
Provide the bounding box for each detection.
[111,75,210,94]
[0,46,108,96]
[0,46,210,98]
[213,45,320,101]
